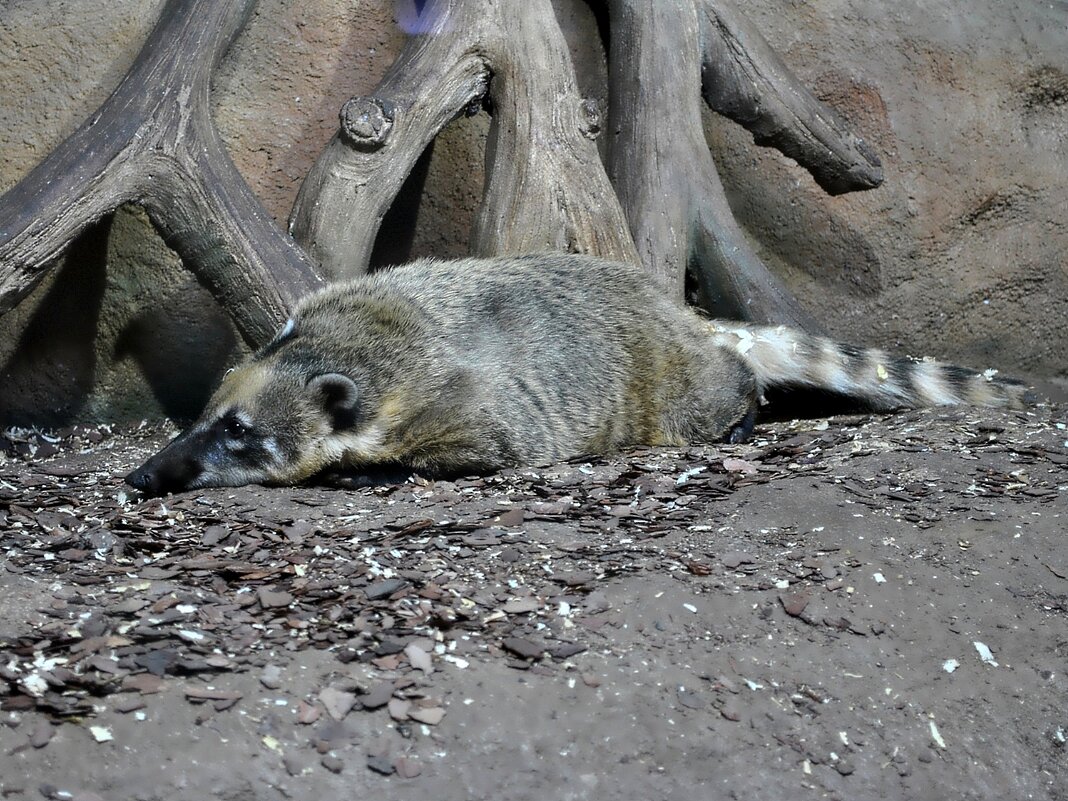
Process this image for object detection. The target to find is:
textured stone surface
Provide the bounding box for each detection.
[705,1,1068,390]
[0,0,1065,425]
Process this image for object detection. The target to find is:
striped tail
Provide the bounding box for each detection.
[705,321,1035,411]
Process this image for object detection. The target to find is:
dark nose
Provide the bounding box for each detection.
[125,468,161,495]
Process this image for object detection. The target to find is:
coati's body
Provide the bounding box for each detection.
[127,254,1032,495]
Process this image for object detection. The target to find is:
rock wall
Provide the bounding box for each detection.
[706,1,1068,391]
[1,0,1064,426]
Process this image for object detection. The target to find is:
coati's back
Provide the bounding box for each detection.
[303,253,757,464]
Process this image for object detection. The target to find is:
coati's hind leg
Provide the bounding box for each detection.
[679,344,760,445]
[726,408,758,444]
[382,395,523,481]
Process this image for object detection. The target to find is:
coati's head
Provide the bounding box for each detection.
[125,320,375,496]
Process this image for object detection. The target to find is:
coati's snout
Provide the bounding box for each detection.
[126,428,212,496]
[126,366,365,496]
[126,408,272,495]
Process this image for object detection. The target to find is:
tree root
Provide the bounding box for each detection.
[699,0,883,195]
[0,0,886,345]
[296,0,882,330]
[289,0,639,280]
[0,0,322,347]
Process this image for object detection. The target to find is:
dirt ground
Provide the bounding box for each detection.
[0,404,1065,801]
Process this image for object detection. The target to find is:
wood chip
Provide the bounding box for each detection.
[502,637,544,660]
[366,755,395,775]
[257,587,294,609]
[360,682,394,710]
[408,706,445,726]
[29,718,55,748]
[404,643,434,675]
[503,597,541,614]
[296,701,321,724]
[779,592,811,617]
[364,578,407,600]
[387,698,411,721]
[113,696,147,714]
[722,551,754,569]
[184,688,242,702]
[319,687,356,721]
[723,457,759,474]
[393,756,422,778]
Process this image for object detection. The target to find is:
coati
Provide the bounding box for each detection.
[125,253,1032,496]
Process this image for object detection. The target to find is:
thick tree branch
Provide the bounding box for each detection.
[290,1,490,277]
[0,0,321,346]
[471,0,638,262]
[1,0,881,355]
[698,0,883,195]
[290,0,637,279]
[606,0,820,331]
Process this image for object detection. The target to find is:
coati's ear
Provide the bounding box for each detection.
[307,373,359,431]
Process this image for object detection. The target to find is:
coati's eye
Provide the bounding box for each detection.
[224,416,248,440]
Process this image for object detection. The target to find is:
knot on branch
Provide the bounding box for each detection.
[339,97,396,151]
[579,99,602,140]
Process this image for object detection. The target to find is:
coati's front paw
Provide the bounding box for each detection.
[313,464,415,489]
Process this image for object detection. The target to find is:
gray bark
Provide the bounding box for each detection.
[606,0,823,329]
[289,0,639,280]
[0,0,322,347]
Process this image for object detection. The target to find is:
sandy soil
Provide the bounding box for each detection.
[0,404,1065,801]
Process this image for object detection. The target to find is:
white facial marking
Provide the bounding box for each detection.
[263,437,284,465]
[326,421,387,463]
[188,464,269,490]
